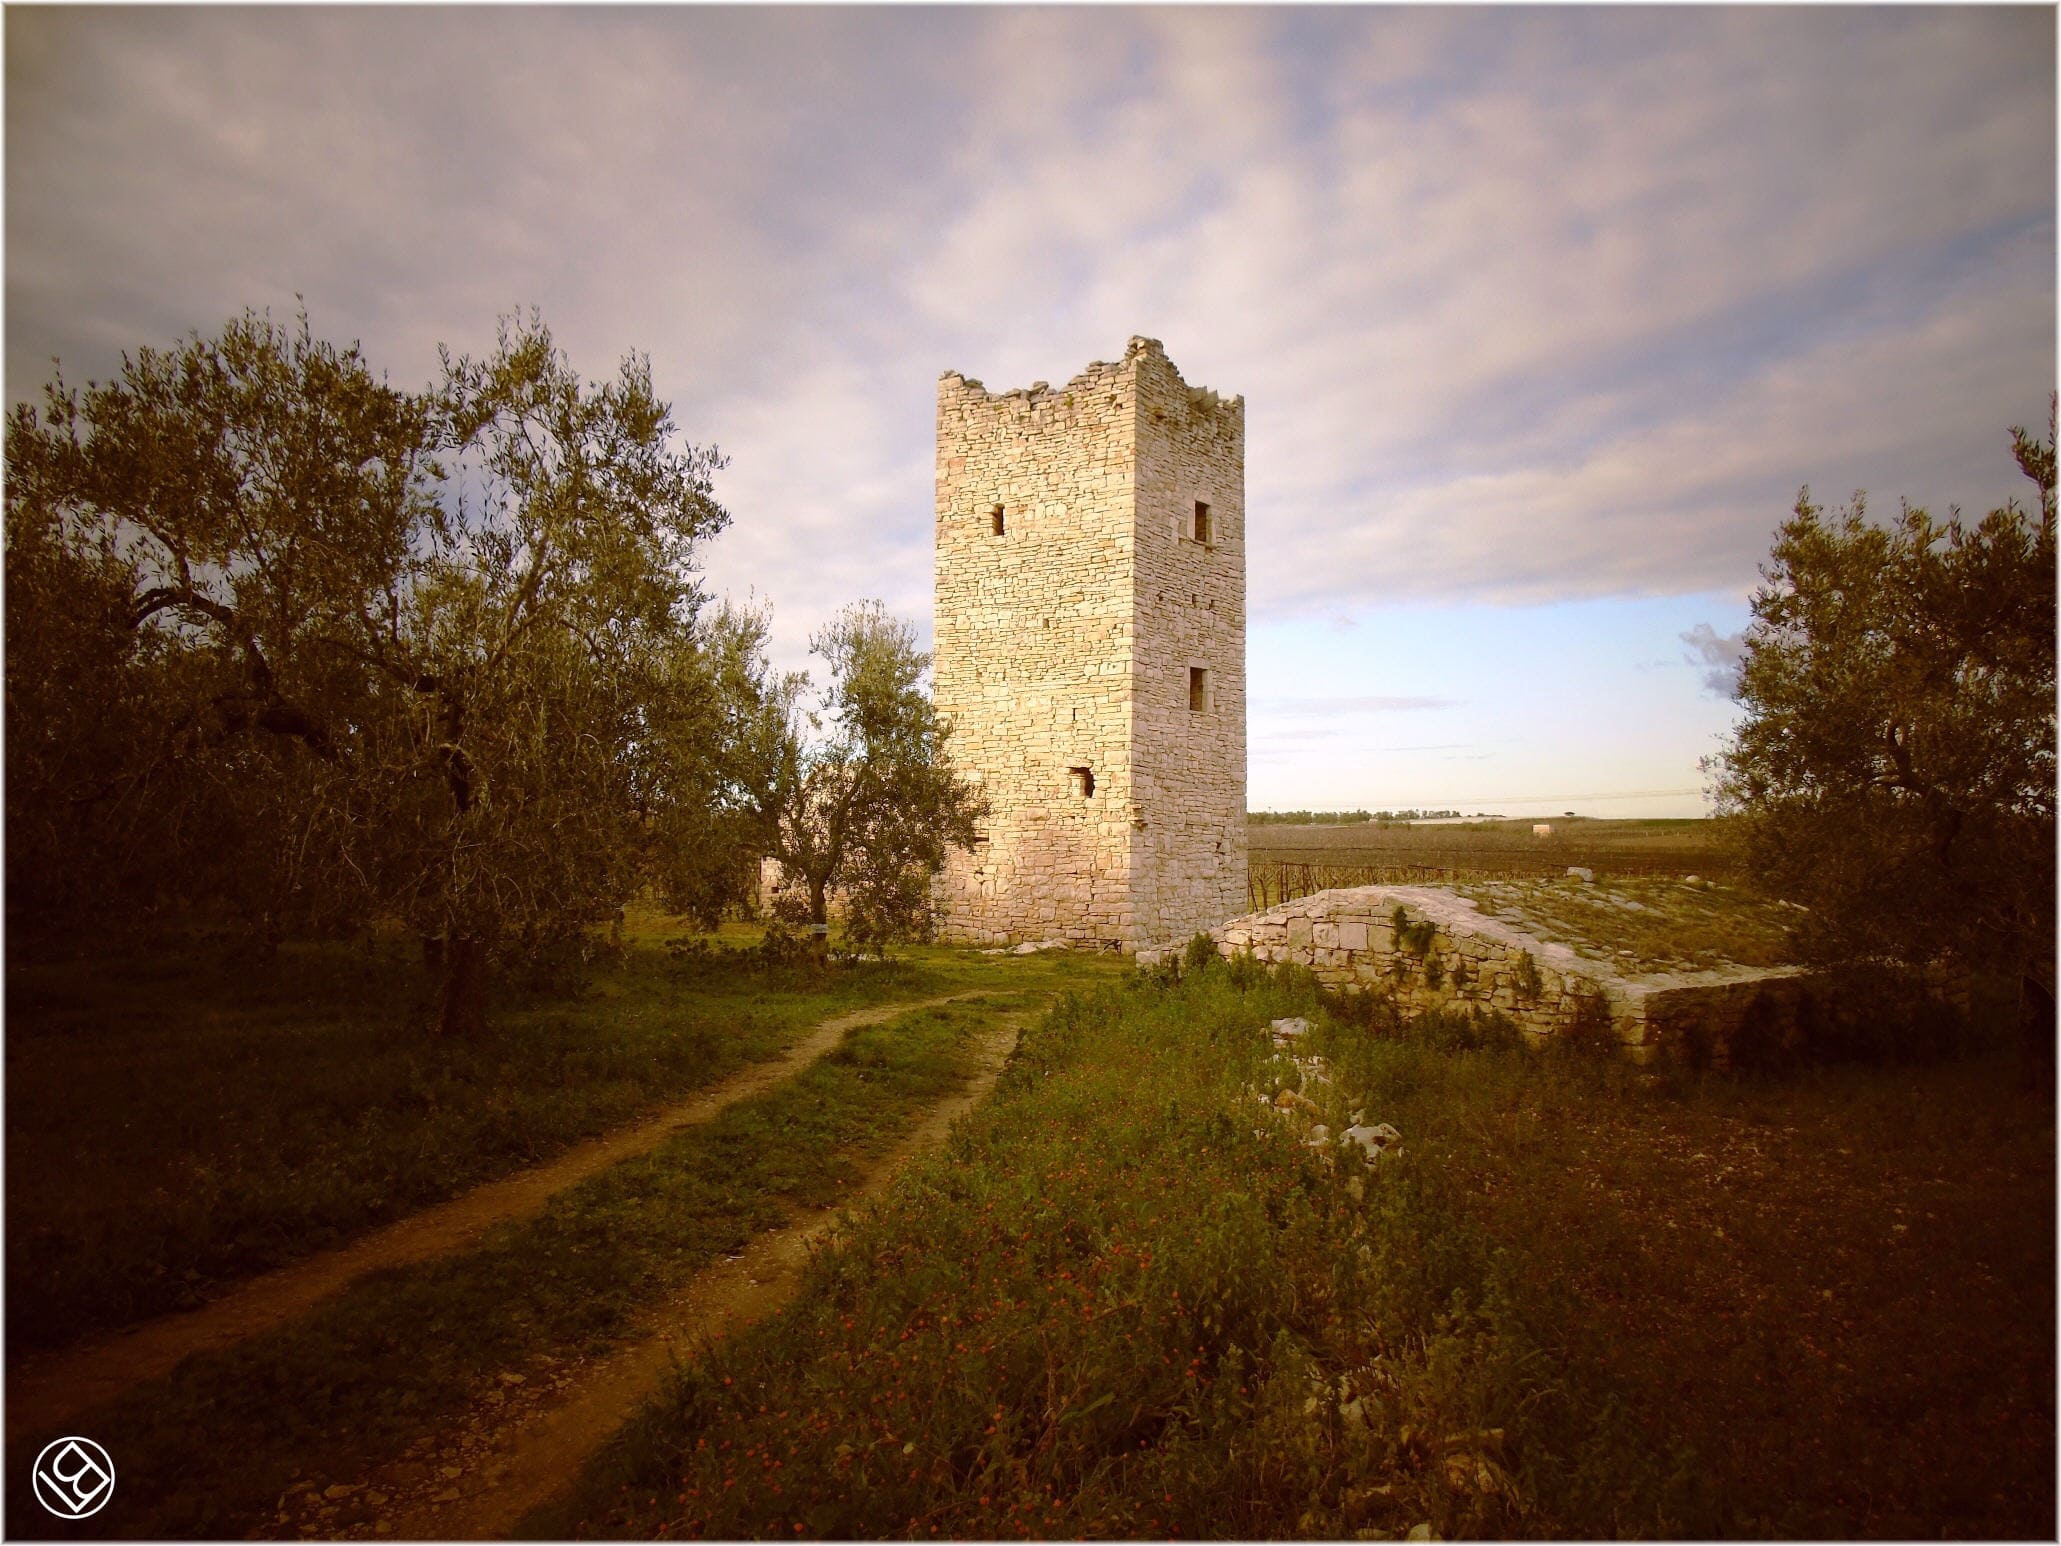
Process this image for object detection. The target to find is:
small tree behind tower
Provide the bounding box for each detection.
[748,602,986,954]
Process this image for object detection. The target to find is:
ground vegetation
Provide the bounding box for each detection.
[4,913,946,1353]
[563,953,2053,1541]
[3,991,1051,1540]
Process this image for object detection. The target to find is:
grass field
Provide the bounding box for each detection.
[1250,816,1724,866]
[1246,817,1733,909]
[3,990,1070,1540]
[7,915,2051,1540]
[4,913,1118,1358]
[555,955,2053,1541]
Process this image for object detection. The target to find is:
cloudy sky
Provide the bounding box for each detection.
[8,5,2053,817]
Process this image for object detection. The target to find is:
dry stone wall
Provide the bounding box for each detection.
[933,337,1246,948]
[1208,885,1812,1064]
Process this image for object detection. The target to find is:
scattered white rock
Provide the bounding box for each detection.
[1565,866,1595,883]
[1339,1122,1402,1164]
[1269,1016,1311,1044]
[1293,1057,1332,1091]
[1010,941,1041,955]
[1305,1124,1331,1147]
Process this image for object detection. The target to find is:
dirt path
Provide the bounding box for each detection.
[6,991,991,1444]
[276,1004,1036,1542]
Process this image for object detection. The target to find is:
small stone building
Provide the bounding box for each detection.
[932,337,1247,949]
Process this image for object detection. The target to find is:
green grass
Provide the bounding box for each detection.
[4,990,1060,1541]
[555,957,2053,1540]
[5,914,1119,1357]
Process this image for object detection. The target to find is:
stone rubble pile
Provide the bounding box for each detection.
[1250,1017,1402,1170]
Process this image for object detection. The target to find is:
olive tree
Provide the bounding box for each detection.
[6,309,731,1032]
[6,311,432,940]
[1707,411,2056,1037]
[745,602,986,953]
[641,600,788,929]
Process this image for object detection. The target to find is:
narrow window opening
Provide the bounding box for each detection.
[1193,501,1212,544]
[1189,667,1210,713]
[991,505,1005,536]
[1068,766,1096,799]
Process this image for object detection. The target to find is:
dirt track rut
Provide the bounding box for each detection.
[295,1007,1034,1542]
[6,991,988,1443]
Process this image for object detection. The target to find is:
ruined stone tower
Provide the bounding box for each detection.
[932,336,1247,949]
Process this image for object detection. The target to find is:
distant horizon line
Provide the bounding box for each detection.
[1251,786,1708,810]
[1247,812,1715,822]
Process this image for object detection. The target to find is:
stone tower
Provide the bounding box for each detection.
[932,336,1247,949]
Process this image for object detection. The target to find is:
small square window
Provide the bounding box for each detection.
[990,505,1006,536]
[1069,766,1096,798]
[1189,667,1210,713]
[1193,501,1212,544]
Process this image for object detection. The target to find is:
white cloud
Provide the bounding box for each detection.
[6,3,2052,657]
[1680,625,1747,700]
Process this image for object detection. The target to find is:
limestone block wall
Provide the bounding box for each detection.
[1210,885,1810,1064]
[1130,344,1247,944]
[932,337,1246,948]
